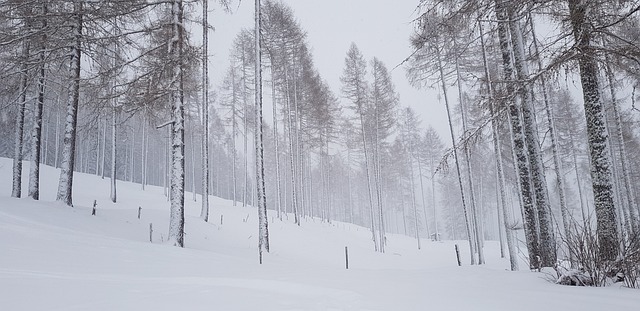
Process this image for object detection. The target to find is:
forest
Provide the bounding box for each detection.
[1,0,640,293]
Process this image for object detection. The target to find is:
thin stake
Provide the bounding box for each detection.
[345,246,349,269]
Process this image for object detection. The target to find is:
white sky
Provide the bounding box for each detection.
[207,0,449,144]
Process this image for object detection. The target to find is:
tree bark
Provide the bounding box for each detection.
[167,0,185,247]
[110,105,117,203]
[255,0,270,263]
[201,0,210,221]
[568,0,619,260]
[508,10,556,267]
[28,6,47,201]
[56,0,82,207]
[12,28,30,199]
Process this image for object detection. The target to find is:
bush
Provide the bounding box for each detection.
[556,222,640,288]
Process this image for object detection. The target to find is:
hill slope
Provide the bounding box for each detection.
[0,158,638,310]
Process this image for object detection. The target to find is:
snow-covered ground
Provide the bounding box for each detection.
[1,158,638,310]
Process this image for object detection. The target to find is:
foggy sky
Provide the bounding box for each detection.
[208,0,450,146]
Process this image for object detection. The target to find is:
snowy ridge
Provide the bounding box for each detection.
[1,158,638,310]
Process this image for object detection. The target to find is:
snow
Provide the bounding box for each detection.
[1,157,638,310]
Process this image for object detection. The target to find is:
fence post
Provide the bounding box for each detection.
[149,223,153,243]
[345,246,349,270]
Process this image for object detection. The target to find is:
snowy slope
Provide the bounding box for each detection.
[1,158,638,310]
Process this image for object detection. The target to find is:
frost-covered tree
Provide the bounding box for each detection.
[255,0,269,264]
[341,43,379,251]
[567,0,619,260]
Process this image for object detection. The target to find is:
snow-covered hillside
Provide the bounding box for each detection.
[1,158,638,310]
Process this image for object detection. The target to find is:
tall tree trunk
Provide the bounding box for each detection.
[242,48,249,208]
[530,13,571,264]
[409,153,421,250]
[435,44,476,265]
[508,10,556,267]
[255,0,270,263]
[141,115,146,190]
[110,105,117,203]
[417,159,430,239]
[43,103,50,166]
[101,117,107,178]
[201,0,210,221]
[495,0,540,268]
[12,30,30,198]
[456,54,484,264]
[479,19,518,270]
[56,1,82,207]
[28,8,47,200]
[190,127,197,201]
[167,0,185,248]
[54,88,62,169]
[567,0,618,260]
[271,74,282,220]
[603,50,639,234]
[373,109,386,253]
[360,113,379,251]
[232,85,238,206]
[284,61,299,225]
[95,122,100,175]
[431,171,439,241]
[130,127,135,182]
[347,148,353,223]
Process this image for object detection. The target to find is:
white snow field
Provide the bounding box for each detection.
[1,158,638,310]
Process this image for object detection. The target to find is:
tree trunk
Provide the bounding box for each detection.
[54,87,62,169]
[201,0,210,221]
[568,0,618,260]
[12,31,30,199]
[190,127,197,201]
[255,0,270,263]
[284,60,299,225]
[479,19,518,270]
[495,0,540,268]
[167,0,185,248]
[271,73,282,220]
[417,158,431,240]
[101,117,107,178]
[603,50,639,233]
[56,1,82,207]
[435,44,475,265]
[456,54,484,264]
[28,9,47,201]
[508,11,556,267]
[110,105,117,203]
[409,154,421,250]
[530,13,571,264]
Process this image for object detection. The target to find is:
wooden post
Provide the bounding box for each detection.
[220,214,224,225]
[92,200,97,216]
[138,206,141,219]
[149,223,153,242]
[345,246,349,269]
[455,244,461,266]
